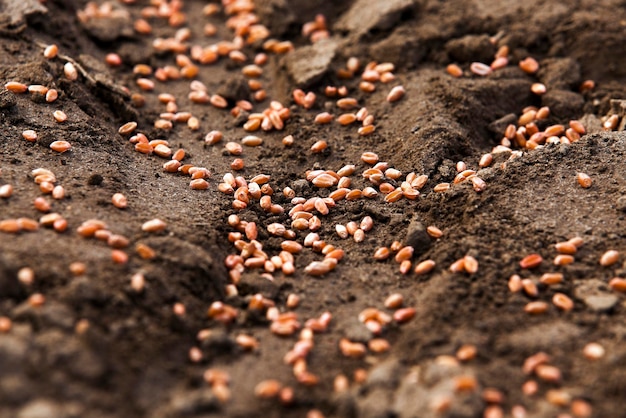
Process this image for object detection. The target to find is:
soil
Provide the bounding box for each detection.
[2,0,626,417]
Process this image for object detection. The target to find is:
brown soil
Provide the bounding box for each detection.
[2,0,626,417]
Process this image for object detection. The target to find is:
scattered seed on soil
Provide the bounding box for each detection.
[576,172,592,188]
[520,254,543,269]
[142,219,167,232]
[600,250,619,266]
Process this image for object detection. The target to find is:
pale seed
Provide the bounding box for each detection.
[142,218,166,232]
[600,250,619,266]
[582,342,605,360]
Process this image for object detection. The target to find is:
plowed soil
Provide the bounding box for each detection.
[2,1,626,417]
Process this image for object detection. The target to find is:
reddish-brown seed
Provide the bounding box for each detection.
[50,140,71,153]
[576,172,592,188]
[479,153,493,168]
[552,293,574,311]
[384,293,404,309]
[22,130,37,142]
[569,120,586,135]
[518,110,537,126]
[530,83,546,95]
[111,193,127,209]
[28,293,45,307]
[134,18,152,34]
[540,272,564,285]
[536,364,562,383]
[339,338,367,358]
[118,122,137,136]
[600,250,619,266]
[310,140,328,153]
[524,301,549,314]
[111,250,128,264]
[0,219,20,233]
[225,142,243,155]
[523,352,551,375]
[52,185,65,200]
[358,125,376,136]
[135,243,155,260]
[18,218,39,232]
[368,338,391,353]
[337,113,357,125]
[555,241,577,254]
[241,135,263,147]
[520,254,542,269]
[554,254,575,266]
[204,130,223,145]
[0,316,12,333]
[446,64,463,77]
[361,152,379,165]
[34,197,51,213]
[522,380,539,397]
[426,226,443,238]
[386,85,405,102]
[23,83,49,95]
[449,258,465,273]
[43,44,58,59]
[142,219,166,232]
[519,57,539,74]
[286,293,300,309]
[508,274,523,292]
[105,53,122,66]
[373,247,391,261]
[5,81,28,93]
[25,83,48,95]
[314,112,333,124]
[394,307,415,323]
[609,277,626,292]
[433,183,450,192]
[470,176,486,192]
[415,259,436,275]
[463,255,479,274]
[255,380,282,398]
[491,56,508,70]
[454,375,478,392]
[281,240,303,254]
[187,117,200,130]
[482,388,505,404]
[456,344,478,362]
[570,399,593,418]
[395,246,414,263]
[399,259,412,274]
[68,262,86,276]
[484,406,504,418]
[134,143,152,154]
[190,179,209,190]
[40,180,56,194]
[53,110,68,123]
[568,237,584,248]
[39,180,53,193]
[603,114,619,130]
[521,279,539,297]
